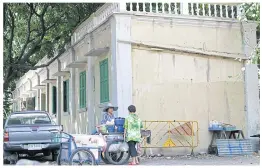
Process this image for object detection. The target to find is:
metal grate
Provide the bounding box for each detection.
[216,139,253,156]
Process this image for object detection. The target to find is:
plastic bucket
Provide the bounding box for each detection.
[117,126,124,133]
[107,125,115,133]
[114,118,125,126]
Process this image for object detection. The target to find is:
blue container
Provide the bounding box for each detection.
[115,118,125,126]
[117,126,124,133]
[107,125,115,133]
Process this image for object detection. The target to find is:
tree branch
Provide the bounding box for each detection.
[27,3,40,17]
[17,5,33,61]
[16,4,50,65]
[10,47,66,70]
[7,6,15,62]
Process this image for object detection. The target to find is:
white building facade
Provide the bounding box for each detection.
[12,3,259,153]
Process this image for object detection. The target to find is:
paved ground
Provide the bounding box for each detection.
[11,153,260,165]
[139,154,260,165]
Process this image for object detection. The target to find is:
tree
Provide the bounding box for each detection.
[241,3,260,65]
[3,3,103,114]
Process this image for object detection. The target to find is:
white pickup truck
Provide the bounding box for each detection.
[3,111,63,161]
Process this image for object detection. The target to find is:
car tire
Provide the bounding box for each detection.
[43,151,51,157]
[52,151,58,161]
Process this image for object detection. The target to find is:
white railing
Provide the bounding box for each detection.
[72,3,241,45]
[72,3,119,43]
[124,3,240,19]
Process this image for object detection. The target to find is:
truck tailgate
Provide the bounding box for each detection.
[6,125,61,144]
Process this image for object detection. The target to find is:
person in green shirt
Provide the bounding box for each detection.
[124,105,143,165]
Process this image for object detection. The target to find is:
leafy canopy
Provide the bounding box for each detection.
[3,3,103,115]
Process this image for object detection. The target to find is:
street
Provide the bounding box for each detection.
[7,153,260,165]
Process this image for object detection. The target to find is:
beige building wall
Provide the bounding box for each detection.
[61,21,112,134]
[131,16,243,56]
[132,47,245,153]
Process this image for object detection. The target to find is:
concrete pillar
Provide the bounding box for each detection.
[244,64,260,135]
[69,48,76,134]
[46,84,50,113]
[56,76,62,125]
[87,57,95,134]
[244,64,260,151]
[110,15,132,118]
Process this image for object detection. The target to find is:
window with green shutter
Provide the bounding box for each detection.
[32,97,36,110]
[52,86,57,114]
[63,80,69,112]
[100,58,109,103]
[79,71,86,108]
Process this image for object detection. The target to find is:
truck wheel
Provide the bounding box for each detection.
[52,151,58,161]
[43,151,51,156]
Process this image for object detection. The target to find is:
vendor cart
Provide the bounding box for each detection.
[53,131,130,165]
[53,131,98,165]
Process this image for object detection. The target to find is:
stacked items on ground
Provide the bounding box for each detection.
[208,120,253,156]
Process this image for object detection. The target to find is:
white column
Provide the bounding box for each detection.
[111,15,133,118]
[244,64,260,136]
[46,84,50,113]
[244,64,260,152]
[56,76,62,125]
[87,57,95,133]
[69,48,76,133]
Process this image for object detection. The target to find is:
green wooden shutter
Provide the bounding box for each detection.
[79,72,82,108]
[63,80,69,112]
[66,80,69,112]
[52,86,57,114]
[100,58,109,103]
[100,61,103,102]
[79,71,86,108]
[83,72,86,107]
[33,97,36,110]
[104,59,109,101]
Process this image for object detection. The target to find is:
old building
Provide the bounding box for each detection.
[12,3,259,154]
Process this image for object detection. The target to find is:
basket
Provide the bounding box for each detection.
[141,130,151,137]
[96,125,107,134]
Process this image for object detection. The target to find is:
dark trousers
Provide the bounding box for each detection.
[128,141,138,157]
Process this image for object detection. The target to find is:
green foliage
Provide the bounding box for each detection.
[240,3,260,65]
[3,3,103,115]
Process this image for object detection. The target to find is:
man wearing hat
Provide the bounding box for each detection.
[101,103,118,125]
